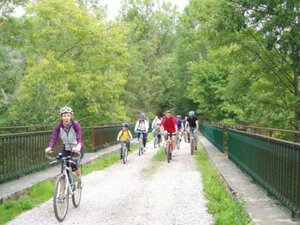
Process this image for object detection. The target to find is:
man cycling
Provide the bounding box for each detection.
[134,113,149,151]
[45,106,84,188]
[160,110,178,154]
[185,111,199,150]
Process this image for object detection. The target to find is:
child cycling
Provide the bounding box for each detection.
[117,123,133,159]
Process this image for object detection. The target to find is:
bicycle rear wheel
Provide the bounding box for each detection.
[53,174,69,222]
[72,175,82,208]
[122,146,128,164]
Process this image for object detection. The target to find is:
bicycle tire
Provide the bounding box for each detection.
[72,175,82,208]
[53,174,69,222]
[154,137,157,148]
[166,142,171,163]
[139,138,143,156]
[191,138,194,155]
[176,138,180,150]
[122,146,127,164]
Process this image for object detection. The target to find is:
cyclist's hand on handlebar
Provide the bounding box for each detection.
[45,147,53,154]
[72,145,81,152]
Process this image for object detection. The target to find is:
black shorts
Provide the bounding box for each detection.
[62,148,84,171]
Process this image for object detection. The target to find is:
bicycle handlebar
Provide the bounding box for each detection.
[45,151,82,164]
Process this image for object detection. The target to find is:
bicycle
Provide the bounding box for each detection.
[46,152,82,222]
[120,141,129,164]
[165,132,176,163]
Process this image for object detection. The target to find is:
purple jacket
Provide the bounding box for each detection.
[48,120,84,150]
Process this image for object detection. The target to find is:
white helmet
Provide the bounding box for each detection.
[189,111,195,116]
[60,106,73,115]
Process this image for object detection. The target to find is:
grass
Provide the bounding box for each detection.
[0,181,53,225]
[140,144,166,178]
[195,145,252,225]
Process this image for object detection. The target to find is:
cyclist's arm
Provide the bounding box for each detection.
[134,121,138,132]
[73,121,83,151]
[48,124,60,149]
[129,130,133,140]
[145,120,149,132]
[196,120,199,130]
[117,130,122,141]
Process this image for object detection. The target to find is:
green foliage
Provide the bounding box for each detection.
[6,0,129,125]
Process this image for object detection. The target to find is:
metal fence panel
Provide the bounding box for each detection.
[228,129,300,215]
[200,124,224,152]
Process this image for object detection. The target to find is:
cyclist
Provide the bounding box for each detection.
[160,110,178,154]
[185,111,199,150]
[176,115,184,142]
[45,106,84,188]
[117,123,133,159]
[152,115,161,145]
[134,113,149,151]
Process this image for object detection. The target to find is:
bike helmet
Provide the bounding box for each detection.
[189,111,195,116]
[60,106,73,115]
[176,115,181,119]
[122,122,129,127]
[139,113,145,118]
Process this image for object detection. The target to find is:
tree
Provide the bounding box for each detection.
[8,0,129,125]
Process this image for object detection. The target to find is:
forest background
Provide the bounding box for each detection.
[0,0,299,130]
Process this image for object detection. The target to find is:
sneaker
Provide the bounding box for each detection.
[195,146,198,150]
[77,177,83,189]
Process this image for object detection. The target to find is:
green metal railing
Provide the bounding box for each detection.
[0,125,132,184]
[200,123,224,152]
[228,129,300,217]
[0,131,61,183]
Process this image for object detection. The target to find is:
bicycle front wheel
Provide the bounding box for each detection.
[166,142,171,163]
[139,139,143,156]
[191,138,194,155]
[122,147,128,164]
[53,174,69,222]
[72,176,82,208]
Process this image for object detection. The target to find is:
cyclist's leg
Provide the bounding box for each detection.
[157,133,161,144]
[171,133,176,151]
[143,133,147,148]
[120,142,124,158]
[191,127,198,150]
[75,148,84,187]
[126,140,130,151]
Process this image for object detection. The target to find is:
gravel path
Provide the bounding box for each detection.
[8,141,213,225]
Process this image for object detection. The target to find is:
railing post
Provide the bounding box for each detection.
[92,127,96,152]
[222,127,225,153]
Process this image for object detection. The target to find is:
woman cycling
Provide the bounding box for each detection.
[45,106,84,188]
